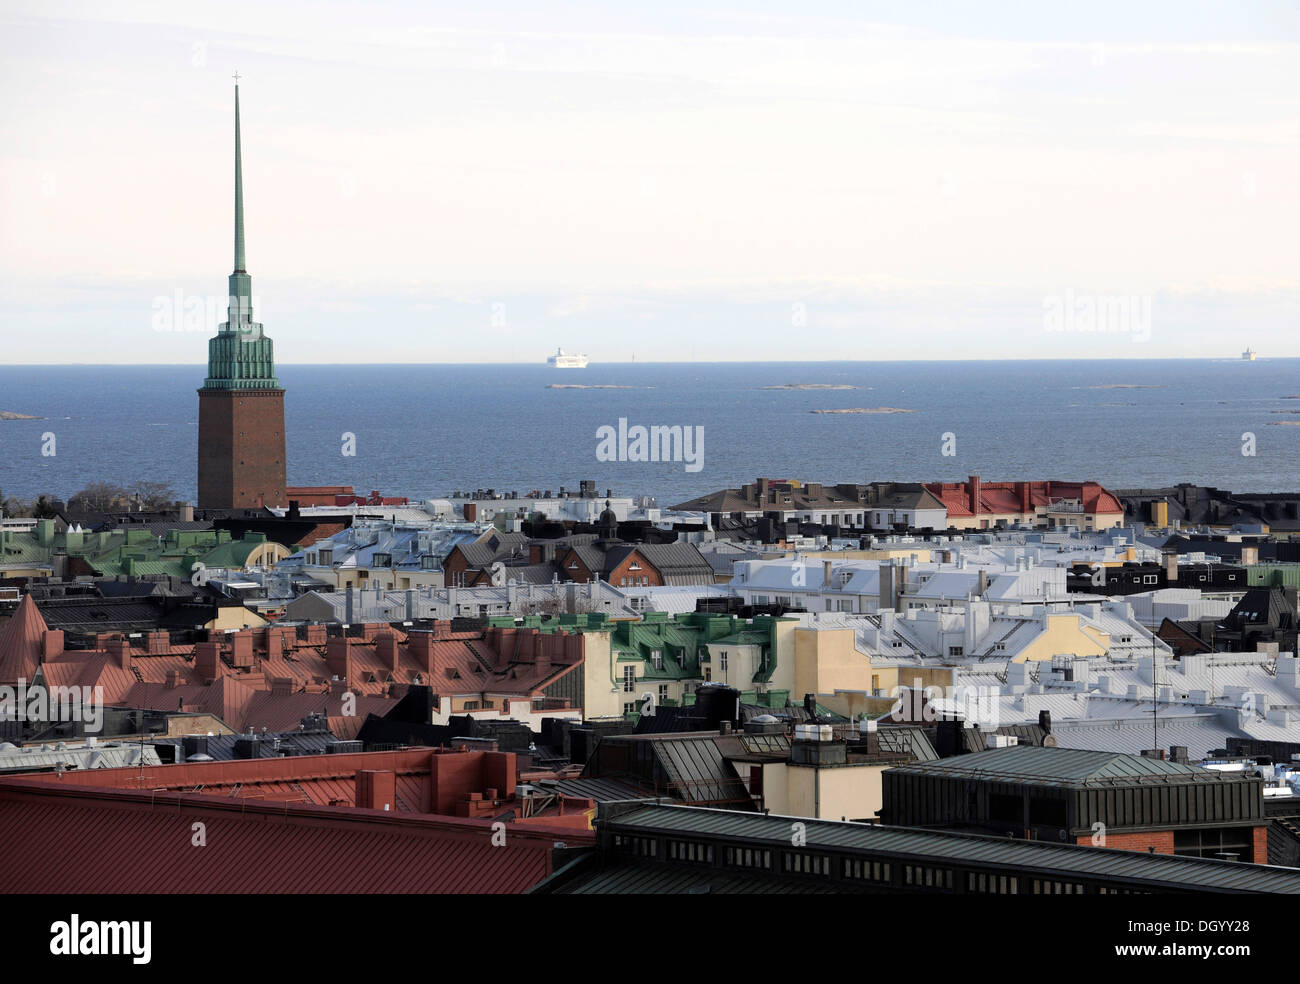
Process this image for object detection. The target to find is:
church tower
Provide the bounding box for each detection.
[197,82,287,509]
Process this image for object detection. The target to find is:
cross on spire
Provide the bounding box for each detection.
[233,70,241,84]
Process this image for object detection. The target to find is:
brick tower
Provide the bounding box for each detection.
[197,82,287,509]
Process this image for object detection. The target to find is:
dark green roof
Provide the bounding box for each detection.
[600,804,1300,894]
[885,745,1237,787]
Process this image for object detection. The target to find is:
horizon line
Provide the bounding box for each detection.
[2,355,1297,369]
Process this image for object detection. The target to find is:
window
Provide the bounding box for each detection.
[719,651,729,672]
[668,840,714,863]
[623,702,637,715]
[724,847,771,869]
[658,684,668,702]
[463,701,480,710]
[948,646,964,657]
[421,555,438,570]
[372,553,392,568]
[613,835,657,858]
[623,666,636,692]
[704,666,712,682]
[318,549,333,565]
[843,859,891,883]
[782,852,830,875]
[651,649,663,669]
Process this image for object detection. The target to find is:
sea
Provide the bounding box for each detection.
[1,359,1298,507]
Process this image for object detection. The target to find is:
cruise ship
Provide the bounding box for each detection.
[547,347,589,368]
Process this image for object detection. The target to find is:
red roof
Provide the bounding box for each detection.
[0,781,580,893]
[0,594,46,684]
[924,477,1123,519]
[0,746,595,892]
[20,621,585,733]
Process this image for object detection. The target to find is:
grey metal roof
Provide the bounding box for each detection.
[651,733,753,804]
[876,725,939,762]
[887,744,1234,786]
[606,804,1300,893]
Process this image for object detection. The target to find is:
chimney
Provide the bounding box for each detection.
[1241,544,1259,567]
[823,560,833,588]
[1163,549,1178,584]
[409,631,436,673]
[1018,481,1030,514]
[1038,709,1052,735]
[106,637,131,670]
[878,561,895,612]
[345,584,355,625]
[179,502,195,523]
[377,632,399,673]
[42,629,65,659]
[969,475,981,517]
[977,569,989,597]
[326,636,353,683]
[230,630,254,668]
[265,626,283,662]
[146,629,169,655]
[355,769,396,811]
[195,641,221,682]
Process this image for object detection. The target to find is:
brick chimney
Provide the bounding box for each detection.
[355,769,395,811]
[230,630,254,668]
[409,631,436,674]
[1018,481,1030,513]
[194,642,221,683]
[536,634,554,676]
[105,637,131,670]
[376,632,399,673]
[145,629,169,655]
[42,629,64,659]
[326,636,352,683]
[265,626,283,662]
[968,475,981,516]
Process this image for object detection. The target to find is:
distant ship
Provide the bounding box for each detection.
[1243,348,1257,361]
[547,347,589,368]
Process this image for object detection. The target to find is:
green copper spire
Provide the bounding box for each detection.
[203,79,280,391]
[234,81,245,274]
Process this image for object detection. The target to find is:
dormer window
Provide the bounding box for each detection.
[373,553,392,568]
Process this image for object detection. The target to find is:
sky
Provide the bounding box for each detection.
[1,0,1298,364]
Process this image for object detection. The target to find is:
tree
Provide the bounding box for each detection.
[129,481,179,511]
[67,482,129,513]
[66,481,178,514]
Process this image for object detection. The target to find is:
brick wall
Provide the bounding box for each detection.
[1077,829,1175,855]
[198,388,287,509]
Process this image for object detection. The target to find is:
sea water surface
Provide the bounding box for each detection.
[0,359,1297,506]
